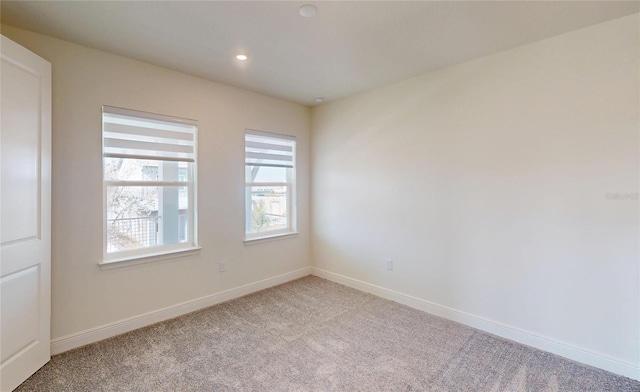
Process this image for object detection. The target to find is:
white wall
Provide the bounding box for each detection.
[1,26,311,341]
[311,14,639,376]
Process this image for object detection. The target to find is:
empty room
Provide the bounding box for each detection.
[1,1,638,391]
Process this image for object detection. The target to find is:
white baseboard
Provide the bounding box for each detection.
[51,267,312,355]
[311,267,640,381]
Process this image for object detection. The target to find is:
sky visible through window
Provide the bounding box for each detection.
[246,165,287,183]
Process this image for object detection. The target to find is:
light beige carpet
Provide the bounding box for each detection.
[16,276,640,391]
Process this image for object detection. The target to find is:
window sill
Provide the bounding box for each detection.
[244,232,298,246]
[98,247,202,270]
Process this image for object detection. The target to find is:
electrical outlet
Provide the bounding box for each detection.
[219,262,226,272]
[385,259,393,271]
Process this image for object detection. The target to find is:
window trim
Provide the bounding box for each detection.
[98,246,202,270]
[243,232,299,246]
[244,129,297,241]
[101,106,198,266]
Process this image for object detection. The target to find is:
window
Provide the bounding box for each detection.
[245,130,296,240]
[102,106,197,263]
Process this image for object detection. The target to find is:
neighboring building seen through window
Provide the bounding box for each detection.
[245,130,296,240]
[102,106,197,261]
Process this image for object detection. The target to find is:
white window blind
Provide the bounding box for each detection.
[245,130,295,168]
[103,106,196,162]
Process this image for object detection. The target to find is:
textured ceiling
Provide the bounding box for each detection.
[2,1,638,106]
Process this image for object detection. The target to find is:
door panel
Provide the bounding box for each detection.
[1,58,40,244]
[1,266,40,363]
[0,35,51,392]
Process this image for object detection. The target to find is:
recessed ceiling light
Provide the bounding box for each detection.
[314,97,324,103]
[299,4,317,18]
[235,54,248,61]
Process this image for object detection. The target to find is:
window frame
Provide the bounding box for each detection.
[100,106,199,266]
[244,129,297,242]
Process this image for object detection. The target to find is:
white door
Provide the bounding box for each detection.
[0,35,51,391]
